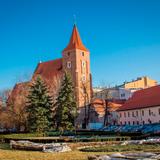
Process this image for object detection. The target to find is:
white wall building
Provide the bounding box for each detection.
[94,87,132,100]
[118,85,160,125]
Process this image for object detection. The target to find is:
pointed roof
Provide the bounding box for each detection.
[63,24,89,52]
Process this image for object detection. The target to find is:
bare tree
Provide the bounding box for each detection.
[80,80,91,129]
[0,89,11,107]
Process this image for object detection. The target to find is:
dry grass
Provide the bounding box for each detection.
[0,150,93,160]
[1,142,159,160]
[0,142,107,160]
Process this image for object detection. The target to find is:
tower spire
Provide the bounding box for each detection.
[63,24,88,52]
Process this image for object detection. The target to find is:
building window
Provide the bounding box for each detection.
[137,121,139,125]
[81,52,84,56]
[120,113,122,118]
[128,121,130,125]
[67,61,71,68]
[143,121,145,125]
[124,121,126,125]
[133,121,135,125]
[148,119,152,124]
[124,112,126,118]
[82,61,86,68]
[128,112,130,117]
[132,111,135,117]
[67,52,70,56]
[121,93,125,98]
[82,75,86,82]
[149,109,151,116]
[136,111,138,116]
[142,110,144,116]
[159,108,160,115]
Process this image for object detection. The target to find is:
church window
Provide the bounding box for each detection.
[82,75,86,82]
[67,61,71,68]
[82,61,86,68]
[81,52,84,56]
[67,52,70,56]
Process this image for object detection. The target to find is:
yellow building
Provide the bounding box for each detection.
[122,76,157,90]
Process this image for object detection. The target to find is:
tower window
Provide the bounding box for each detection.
[67,61,71,68]
[82,61,86,68]
[67,52,70,56]
[82,75,86,82]
[81,52,84,56]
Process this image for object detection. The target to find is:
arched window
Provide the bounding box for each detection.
[67,61,71,68]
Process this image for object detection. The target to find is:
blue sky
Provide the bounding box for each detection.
[0,0,160,90]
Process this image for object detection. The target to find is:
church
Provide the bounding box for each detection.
[33,24,92,108]
[8,24,95,128]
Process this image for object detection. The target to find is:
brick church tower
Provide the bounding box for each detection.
[62,24,92,108]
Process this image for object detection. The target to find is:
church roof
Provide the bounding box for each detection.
[33,58,63,80]
[118,85,160,111]
[63,24,88,52]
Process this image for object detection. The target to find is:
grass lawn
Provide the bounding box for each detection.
[0,142,160,160]
[80,144,160,152]
[0,133,44,139]
[0,142,107,160]
[0,134,159,160]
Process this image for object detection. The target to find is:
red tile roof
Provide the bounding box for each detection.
[63,24,88,52]
[33,58,63,80]
[91,98,124,115]
[118,85,160,111]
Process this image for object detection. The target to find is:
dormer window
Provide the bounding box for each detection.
[67,61,71,68]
